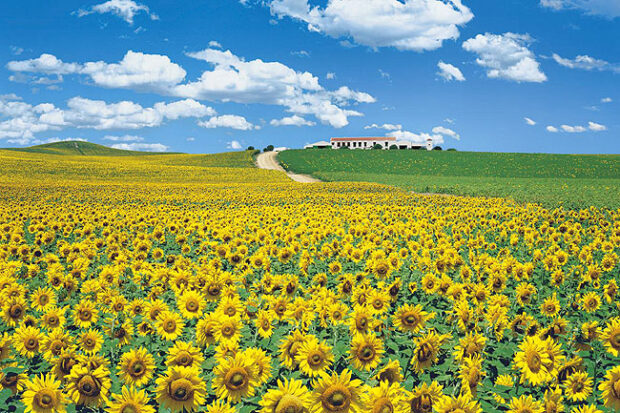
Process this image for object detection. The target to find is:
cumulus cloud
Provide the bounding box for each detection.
[326,72,336,80]
[391,130,444,145]
[208,40,222,49]
[227,140,243,150]
[270,115,316,126]
[432,126,460,140]
[601,97,612,103]
[462,33,547,83]
[103,135,144,142]
[540,0,620,18]
[0,96,216,144]
[546,121,607,133]
[552,53,619,73]
[7,47,375,128]
[364,123,402,131]
[268,0,474,51]
[198,115,258,130]
[110,142,169,152]
[437,61,465,81]
[75,0,159,24]
[524,117,536,125]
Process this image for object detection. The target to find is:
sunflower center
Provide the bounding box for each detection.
[47,316,58,326]
[9,304,22,318]
[612,380,620,399]
[403,314,418,326]
[186,300,198,312]
[410,394,432,413]
[323,387,351,411]
[25,338,38,350]
[164,320,176,332]
[372,300,383,310]
[51,340,63,355]
[39,295,49,305]
[129,360,145,377]
[175,351,192,366]
[356,316,368,330]
[59,357,77,375]
[77,375,101,397]
[1,373,17,387]
[417,343,433,362]
[378,370,395,384]
[121,404,139,413]
[611,333,620,349]
[309,352,323,366]
[168,378,193,401]
[223,326,234,336]
[359,345,375,361]
[35,390,56,408]
[274,394,305,413]
[372,397,394,413]
[225,369,248,391]
[527,353,542,372]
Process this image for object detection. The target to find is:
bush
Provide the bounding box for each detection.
[389,144,398,150]
[372,144,383,150]
[433,146,443,151]
[263,145,274,152]
[247,146,255,151]
[447,148,457,151]
[339,145,349,150]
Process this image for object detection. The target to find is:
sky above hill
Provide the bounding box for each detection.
[0,0,618,153]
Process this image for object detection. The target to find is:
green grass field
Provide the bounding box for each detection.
[278,149,620,209]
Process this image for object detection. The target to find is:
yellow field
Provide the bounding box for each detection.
[0,149,619,413]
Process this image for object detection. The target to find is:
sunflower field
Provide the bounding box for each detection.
[0,149,619,413]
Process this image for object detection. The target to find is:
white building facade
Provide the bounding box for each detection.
[329,137,433,150]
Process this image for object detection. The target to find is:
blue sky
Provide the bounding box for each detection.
[0,0,618,154]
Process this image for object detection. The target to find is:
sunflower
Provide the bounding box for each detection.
[563,371,592,402]
[155,366,207,413]
[41,307,66,330]
[65,365,111,407]
[21,373,67,413]
[2,296,26,327]
[458,355,485,395]
[580,292,601,313]
[53,350,79,380]
[374,359,403,385]
[196,313,218,347]
[310,369,365,413]
[155,311,185,341]
[570,406,602,413]
[296,337,334,377]
[13,325,44,358]
[392,304,434,334]
[41,330,72,362]
[513,336,552,386]
[542,387,564,413]
[406,381,443,413]
[598,365,620,410]
[78,329,104,355]
[103,317,134,347]
[213,315,242,345]
[600,317,620,356]
[177,290,206,320]
[31,287,56,311]
[119,347,156,387]
[411,331,449,373]
[259,378,312,413]
[279,330,307,370]
[206,399,238,413]
[255,309,275,338]
[540,294,561,318]
[106,386,155,413]
[453,332,486,363]
[166,341,204,370]
[244,347,272,385]
[506,395,543,413]
[364,381,408,413]
[73,300,98,328]
[212,352,259,403]
[349,306,373,336]
[349,333,384,371]
[434,393,481,413]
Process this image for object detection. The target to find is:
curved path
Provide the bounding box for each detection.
[255,151,321,183]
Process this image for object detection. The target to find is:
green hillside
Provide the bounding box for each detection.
[278,149,620,209]
[2,141,175,156]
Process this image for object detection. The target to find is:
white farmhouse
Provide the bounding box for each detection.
[328,137,433,150]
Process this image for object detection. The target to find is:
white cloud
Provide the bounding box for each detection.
[462,33,547,83]
[546,122,607,133]
[588,121,607,131]
[379,69,391,80]
[103,135,144,142]
[8,51,187,92]
[364,123,402,131]
[291,50,310,57]
[270,115,316,126]
[208,40,222,49]
[326,72,336,79]
[552,53,619,73]
[10,46,24,56]
[268,0,474,51]
[110,142,169,152]
[76,0,158,24]
[198,115,257,130]
[437,61,465,81]
[0,97,214,144]
[432,125,460,140]
[601,97,612,103]
[524,117,537,125]
[186,137,195,142]
[153,99,215,120]
[0,94,22,102]
[391,130,444,145]
[227,140,243,150]
[540,0,620,18]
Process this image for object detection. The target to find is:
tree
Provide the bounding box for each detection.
[263,145,274,152]
[339,145,349,149]
[247,146,255,151]
[447,148,457,151]
[372,144,383,150]
[389,144,398,150]
[433,146,443,151]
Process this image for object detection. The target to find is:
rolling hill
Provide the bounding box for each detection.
[2,141,175,156]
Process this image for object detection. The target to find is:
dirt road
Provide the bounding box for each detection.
[255,152,320,183]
